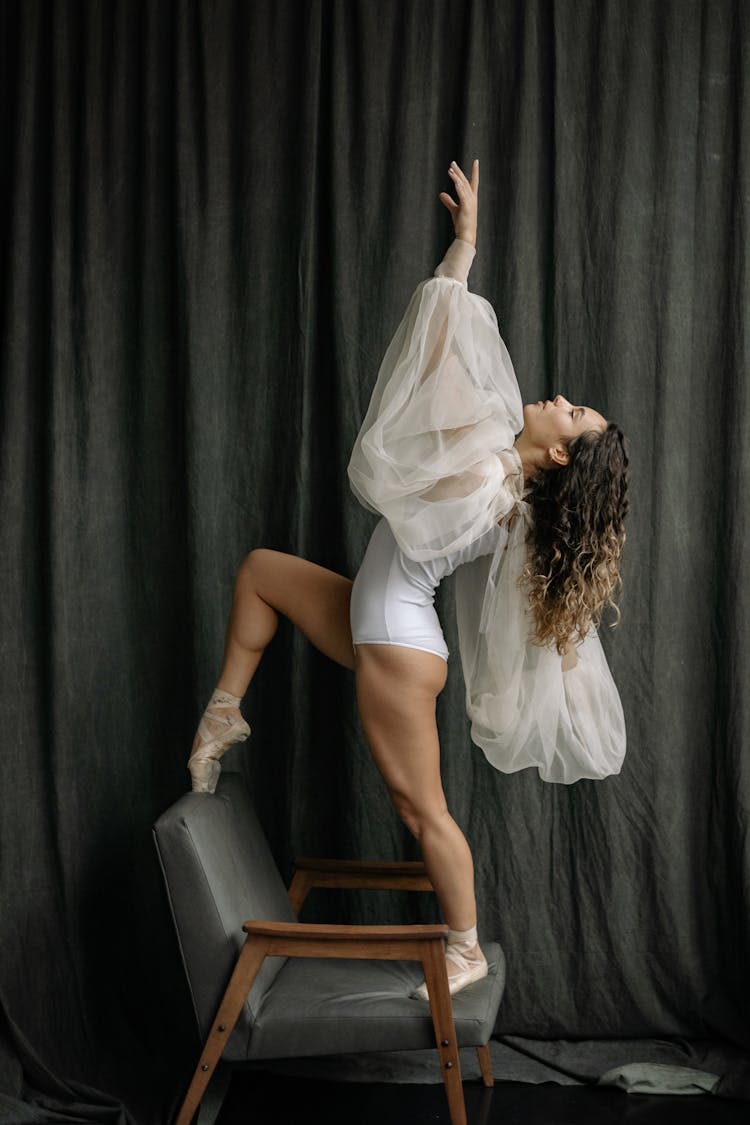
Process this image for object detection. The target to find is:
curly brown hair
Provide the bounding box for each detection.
[521,422,630,653]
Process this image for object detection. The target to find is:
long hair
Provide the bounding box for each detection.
[521,422,630,653]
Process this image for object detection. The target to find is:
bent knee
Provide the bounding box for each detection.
[244,547,276,570]
[238,548,276,583]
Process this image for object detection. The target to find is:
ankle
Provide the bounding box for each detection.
[446,925,477,946]
[445,925,484,967]
[210,686,243,708]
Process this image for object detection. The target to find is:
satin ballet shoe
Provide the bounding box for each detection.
[188,689,251,794]
[412,926,488,1001]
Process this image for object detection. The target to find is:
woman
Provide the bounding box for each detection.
[187,160,629,999]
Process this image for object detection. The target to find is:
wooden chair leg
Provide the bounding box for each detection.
[421,941,467,1125]
[476,1043,494,1087]
[196,1063,232,1125]
[174,937,269,1125]
[476,1085,495,1125]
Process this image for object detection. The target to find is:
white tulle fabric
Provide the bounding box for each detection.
[348,271,524,560]
[455,515,626,782]
[347,243,626,783]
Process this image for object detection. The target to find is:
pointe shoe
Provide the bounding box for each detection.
[412,928,488,1001]
[188,689,251,794]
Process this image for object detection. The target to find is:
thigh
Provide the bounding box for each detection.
[354,643,449,808]
[248,549,354,670]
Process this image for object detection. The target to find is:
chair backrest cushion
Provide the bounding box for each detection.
[153,772,295,1053]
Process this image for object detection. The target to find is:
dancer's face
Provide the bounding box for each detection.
[521,395,607,466]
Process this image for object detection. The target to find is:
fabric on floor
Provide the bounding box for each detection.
[249,1036,749,1098]
[0,992,136,1125]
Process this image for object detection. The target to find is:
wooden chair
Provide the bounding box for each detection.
[153,773,506,1125]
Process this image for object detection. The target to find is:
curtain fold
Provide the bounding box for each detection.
[0,2,747,1120]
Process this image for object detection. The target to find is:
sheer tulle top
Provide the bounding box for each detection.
[347,240,626,784]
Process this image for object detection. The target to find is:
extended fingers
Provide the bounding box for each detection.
[448,159,479,197]
[448,162,467,194]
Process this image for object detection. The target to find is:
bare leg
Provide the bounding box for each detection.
[354,643,486,990]
[189,549,353,787]
[218,548,354,696]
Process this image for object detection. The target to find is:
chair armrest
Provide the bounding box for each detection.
[293,857,429,876]
[242,919,448,964]
[244,920,446,941]
[288,857,434,913]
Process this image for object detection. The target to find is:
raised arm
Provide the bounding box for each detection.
[421,160,479,389]
[433,159,479,284]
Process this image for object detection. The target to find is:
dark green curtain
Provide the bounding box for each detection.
[1,1,748,1121]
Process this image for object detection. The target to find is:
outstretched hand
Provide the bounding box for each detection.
[439,159,479,246]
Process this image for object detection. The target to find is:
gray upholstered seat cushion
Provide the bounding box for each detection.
[242,944,506,1061]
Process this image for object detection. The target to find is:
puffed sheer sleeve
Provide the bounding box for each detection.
[347,241,524,561]
[455,516,627,783]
